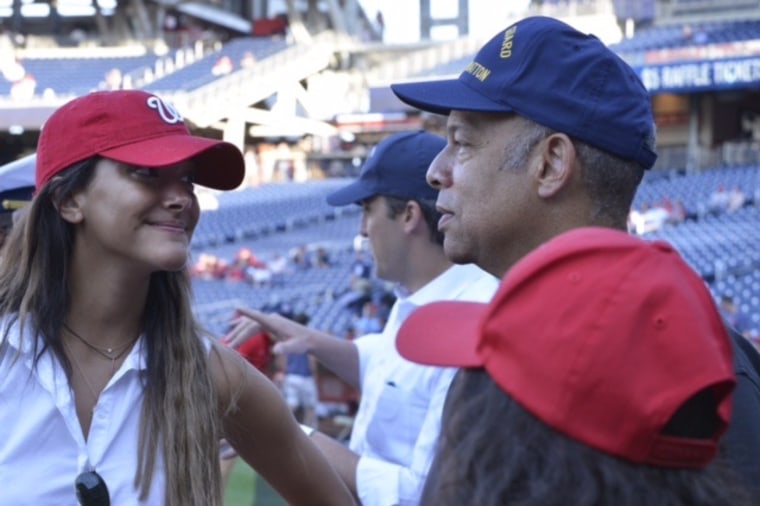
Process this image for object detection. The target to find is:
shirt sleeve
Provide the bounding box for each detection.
[354,367,456,506]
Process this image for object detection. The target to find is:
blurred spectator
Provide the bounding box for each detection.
[268,253,289,286]
[350,250,372,281]
[629,202,669,235]
[727,185,746,213]
[191,253,228,280]
[10,73,36,101]
[276,313,320,429]
[352,301,383,335]
[708,185,730,215]
[211,55,233,76]
[240,51,257,68]
[291,244,312,270]
[103,67,123,90]
[344,250,373,313]
[0,56,25,82]
[248,264,273,286]
[669,198,688,224]
[720,295,752,339]
[227,247,264,283]
[314,246,331,268]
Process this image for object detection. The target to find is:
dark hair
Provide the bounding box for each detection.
[0,157,98,373]
[422,368,752,506]
[0,157,222,506]
[574,138,646,229]
[384,195,443,245]
[501,117,648,230]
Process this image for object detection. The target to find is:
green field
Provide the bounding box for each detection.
[223,459,286,506]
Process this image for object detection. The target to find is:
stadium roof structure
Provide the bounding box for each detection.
[171,2,252,34]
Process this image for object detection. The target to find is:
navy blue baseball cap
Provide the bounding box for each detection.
[326,131,445,206]
[391,16,657,170]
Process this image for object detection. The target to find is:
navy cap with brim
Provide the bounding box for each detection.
[391,79,508,116]
[325,180,377,206]
[390,17,658,170]
[325,131,445,207]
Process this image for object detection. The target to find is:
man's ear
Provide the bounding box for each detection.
[402,200,423,234]
[56,191,84,224]
[534,133,578,199]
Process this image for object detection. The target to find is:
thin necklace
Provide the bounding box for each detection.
[63,338,101,414]
[62,322,137,373]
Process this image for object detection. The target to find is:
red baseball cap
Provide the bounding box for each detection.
[36,90,245,191]
[397,227,735,469]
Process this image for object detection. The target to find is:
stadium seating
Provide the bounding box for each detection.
[633,165,759,217]
[188,166,759,340]
[191,180,365,337]
[611,19,760,53]
[191,178,356,249]
[143,37,289,93]
[0,53,171,97]
[634,167,760,337]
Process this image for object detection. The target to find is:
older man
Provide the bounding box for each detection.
[391,15,760,499]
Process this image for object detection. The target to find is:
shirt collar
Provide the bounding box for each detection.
[393,264,493,322]
[403,263,490,306]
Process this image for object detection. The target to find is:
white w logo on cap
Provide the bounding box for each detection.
[146,96,184,124]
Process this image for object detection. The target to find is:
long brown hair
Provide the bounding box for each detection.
[423,369,752,506]
[0,158,222,506]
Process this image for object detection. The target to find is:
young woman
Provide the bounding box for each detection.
[0,90,355,506]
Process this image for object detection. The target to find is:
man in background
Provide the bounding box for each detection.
[227,131,498,505]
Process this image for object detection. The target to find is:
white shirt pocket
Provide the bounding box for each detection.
[365,381,429,466]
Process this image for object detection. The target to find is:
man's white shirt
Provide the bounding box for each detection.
[349,263,499,505]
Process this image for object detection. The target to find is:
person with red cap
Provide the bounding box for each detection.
[396,228,754,505]
[0,90,355,506]
[391,15,760,500]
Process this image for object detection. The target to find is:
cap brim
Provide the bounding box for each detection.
[391,79,513,116]
[0,185,34,212]
[325,180,377,206]
[101,134,244,191]
[397,300,488,367]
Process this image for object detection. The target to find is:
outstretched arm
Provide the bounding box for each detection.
[228,307,361,388]
[209,342,357,506]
